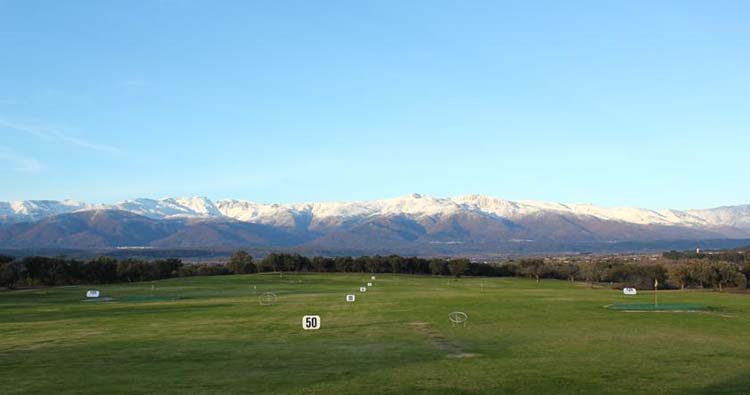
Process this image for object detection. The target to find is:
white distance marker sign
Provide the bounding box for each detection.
[302,315,321,330]
[371,276,376,280]
[367,282,373,287]
[346,294,356,302]
[86,290,100,298]
[359,287,367,292]
[623,287,637,295]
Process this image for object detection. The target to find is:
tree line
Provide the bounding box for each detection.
[533,257,749,291]
[1,251,748,291]
[663,249,747,264]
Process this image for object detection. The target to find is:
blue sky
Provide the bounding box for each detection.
[1,1,748,209]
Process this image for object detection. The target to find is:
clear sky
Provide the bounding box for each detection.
[1,1,748,209]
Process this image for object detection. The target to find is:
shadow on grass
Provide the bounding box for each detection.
[0,336,439,394]
[1,303,235,323]
[688,374,750,395]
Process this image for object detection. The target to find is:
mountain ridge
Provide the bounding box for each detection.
[2,194,749,253]
[2,194,748,229]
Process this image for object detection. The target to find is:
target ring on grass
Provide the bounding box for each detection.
[448,311,468,326]
[258,292,277,306]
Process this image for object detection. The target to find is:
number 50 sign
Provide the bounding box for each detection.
[302,315,321,330]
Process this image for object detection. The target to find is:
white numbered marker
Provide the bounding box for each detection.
[623,287,637,295]
[346,294,356,302]
[367,282,373,287]
[359,287,367,292]
[371,276,376,280]
[302,315,321,330]
[86,290,100,298]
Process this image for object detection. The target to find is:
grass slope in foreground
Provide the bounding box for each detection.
[1,274,750,394]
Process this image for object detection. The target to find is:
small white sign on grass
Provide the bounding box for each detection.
[367,282,373,287]
[371,276,376,280]
[302,315,321,330]
[86,290,100,298]
[346,294,356,302]
[623,287,637,295]
[359,287,367,293]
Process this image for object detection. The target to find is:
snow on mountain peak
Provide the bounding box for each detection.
[0,199,91,222]
[112,196,220,219]
[166,196,221,216]
[0,194,749,231]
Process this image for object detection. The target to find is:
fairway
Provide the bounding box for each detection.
[2,274,750,394]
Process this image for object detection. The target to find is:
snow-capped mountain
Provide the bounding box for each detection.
[0,193,748,230]
[686,205,750,229]
[113,197,222,219]
[1,194,749,253]
[0,199,93,223]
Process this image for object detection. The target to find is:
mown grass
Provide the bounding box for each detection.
[1,273,749,394]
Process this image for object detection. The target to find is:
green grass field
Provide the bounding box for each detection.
[2,273,750,394]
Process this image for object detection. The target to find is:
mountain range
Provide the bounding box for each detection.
[1,194,749,255]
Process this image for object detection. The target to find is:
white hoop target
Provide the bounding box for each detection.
[258,292,277,306]
[448,311,468,327]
